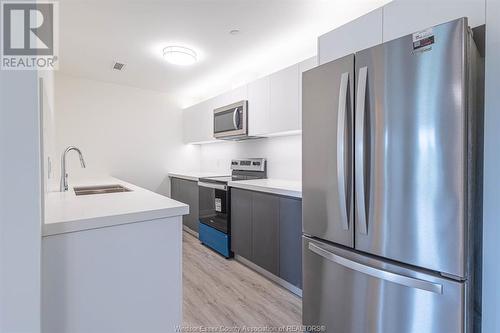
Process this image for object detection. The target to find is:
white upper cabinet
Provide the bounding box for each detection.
[183,59,311,143]
[318,8,383,65]
[211,91,231,109]
[182,100,213,144]
[268,64,300,134]
[213,85,248,109]
[182,104,198,144]
[383,0,486,42]
[230,85,248,104]
[248,64,303,136]
[247,76,270,136]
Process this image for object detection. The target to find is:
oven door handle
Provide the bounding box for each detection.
[197,181,227,191]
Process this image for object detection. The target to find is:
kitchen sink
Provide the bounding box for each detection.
[74,184,132,196]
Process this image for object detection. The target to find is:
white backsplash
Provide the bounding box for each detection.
[199,134,302,181]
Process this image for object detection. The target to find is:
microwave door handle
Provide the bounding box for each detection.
[337,72,349,231]
[232,108,239,130]
[308,242,443,294]
[355,66,368,235]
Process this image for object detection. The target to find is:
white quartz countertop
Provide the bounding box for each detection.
[228,179,302,199]
[168,171,230,182]
[44,177,189,236]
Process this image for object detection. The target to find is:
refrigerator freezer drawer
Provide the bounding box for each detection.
[302,237,466,333]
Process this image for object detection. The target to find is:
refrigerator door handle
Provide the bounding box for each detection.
[337,72,350,231]
[355,66,368,234]
[308,242,443,294]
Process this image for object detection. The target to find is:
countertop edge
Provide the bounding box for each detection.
[168,172,231,182]
[228,181,302,199]
[43,205,189,237]
[168,173,199,182]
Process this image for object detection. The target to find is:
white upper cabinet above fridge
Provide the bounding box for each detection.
[382,0,486,42]
[318,8,383,65]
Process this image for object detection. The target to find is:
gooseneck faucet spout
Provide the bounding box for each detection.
[60,146,86,192]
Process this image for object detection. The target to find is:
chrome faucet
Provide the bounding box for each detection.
[60,146,86,192]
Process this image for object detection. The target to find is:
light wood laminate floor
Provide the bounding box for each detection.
[183,231,302,328]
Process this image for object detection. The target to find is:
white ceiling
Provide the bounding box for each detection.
[58,0,389,107]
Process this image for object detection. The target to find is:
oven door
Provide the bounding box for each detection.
[198,181,229,233]
[213,101,247,138]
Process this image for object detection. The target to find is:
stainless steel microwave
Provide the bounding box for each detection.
[213,100,248,140]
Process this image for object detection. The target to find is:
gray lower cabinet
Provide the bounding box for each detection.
[279,197,302,288]
[252,192,279,275]
[170,177,199,232]
[231,188,302,288]
[231,188,253,260]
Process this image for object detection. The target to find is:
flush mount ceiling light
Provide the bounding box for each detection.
[162,46,197,66]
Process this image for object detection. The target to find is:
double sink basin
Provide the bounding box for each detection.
[74,184,131,196]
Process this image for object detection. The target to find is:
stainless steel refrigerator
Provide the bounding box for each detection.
[302,18,483,333]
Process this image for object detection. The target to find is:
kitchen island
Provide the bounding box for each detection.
[42,177,188,333]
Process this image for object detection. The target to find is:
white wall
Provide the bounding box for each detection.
[482,0,500,331]
[0,71,42,332]
[199,135,302,180]
[54,73,200,195]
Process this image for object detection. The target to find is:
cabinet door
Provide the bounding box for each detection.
[279,197,303,288]
[247,76,270,136]
[182,179,199,232]
[170,177,180,201]
[182,101,213,144]
[182,106,195,144]
[382,0,485,42]
[231,189,253,260]
[230,85,248,103]
[171,178,199,232]
[318,8,383,65]
[212,91,232,109]
[252,191,279,275]
[171,178,188,228]
[269,64,300,134]
[213,85,247,109]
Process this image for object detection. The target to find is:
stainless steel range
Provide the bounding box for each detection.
[198,158,266,258]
